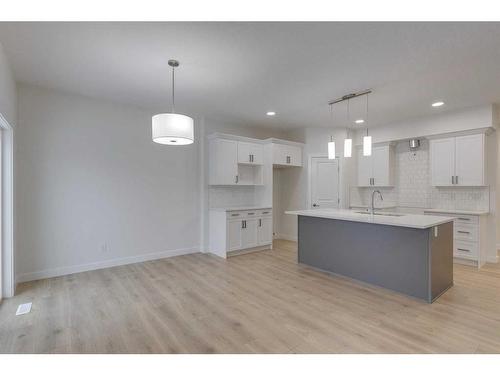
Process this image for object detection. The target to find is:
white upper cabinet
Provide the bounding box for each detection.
[455,134,485,186]
[357,145,394,187]
[237,141,263,165]
[272,143,302,166]
[209,138,238,185]
[430,137,455,186]
[430,133,485,187]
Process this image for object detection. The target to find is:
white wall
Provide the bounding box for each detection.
[0,43,16,127]
[16,84,202,282]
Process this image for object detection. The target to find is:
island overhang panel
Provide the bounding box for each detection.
[296,215,453,303]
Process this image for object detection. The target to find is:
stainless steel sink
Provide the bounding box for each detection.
[354,211,405,217]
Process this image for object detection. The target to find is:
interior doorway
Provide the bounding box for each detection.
[0,113,14,300]
[309,156,340,209]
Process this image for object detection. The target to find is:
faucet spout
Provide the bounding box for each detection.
[371,190,383,215]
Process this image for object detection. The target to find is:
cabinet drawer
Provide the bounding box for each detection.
[454,215,479,225]
[454,240,478,259]
[454,224,478,242]
[227,211,243,219]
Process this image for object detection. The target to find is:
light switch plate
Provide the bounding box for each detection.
[16,302,32,316]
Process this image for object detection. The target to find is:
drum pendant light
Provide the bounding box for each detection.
[152,60,194,145]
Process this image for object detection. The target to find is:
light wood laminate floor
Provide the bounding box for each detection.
[1,240,500,353]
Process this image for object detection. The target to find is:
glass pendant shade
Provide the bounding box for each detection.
[363,135,372,156]
[152,113,194,145]
[344,138,352,158]
[328,140,336,159]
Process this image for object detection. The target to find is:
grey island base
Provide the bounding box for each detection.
[286,209,454,303]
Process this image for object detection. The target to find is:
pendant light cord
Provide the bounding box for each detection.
[171,65,176,113]
[366,92,369,136]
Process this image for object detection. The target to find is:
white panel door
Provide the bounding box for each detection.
[455,134,485,186]
[241,218,258,248]
[357,148,372,187]
[310,157,339,209]
[210,139,238,185]
[372,146,391,186]
[430,137,456,186]
[227,219,243,251]
[258,217,273,245]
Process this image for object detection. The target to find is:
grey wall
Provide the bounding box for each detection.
[0,43,16,126]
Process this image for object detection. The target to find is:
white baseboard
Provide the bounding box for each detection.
[487,255,499,264]
[274,233,298,242]
[16,246,199,283]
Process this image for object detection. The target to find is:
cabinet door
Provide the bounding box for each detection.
[430,137,455,187]
[357,148,372,187]
[227,220,243,251]
[372,146,392,186]
[288,145,302,166]
[209,139,238,185]
[258,217,273,245]
[249,143,264,165]
[237,142,253,164]
[272,144,288,165]
[455,134,485,186]
[241,218,258,249]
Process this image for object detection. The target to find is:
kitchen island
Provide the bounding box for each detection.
[285,209,455,303]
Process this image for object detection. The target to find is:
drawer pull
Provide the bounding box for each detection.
[457,218,470,221]
[457,248,471,252]
[457,230,470,234]
[262,211,270,214]
[247,212,255,215]
[231,213,240,217]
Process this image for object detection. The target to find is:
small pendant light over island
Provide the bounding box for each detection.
[152,59,194,145]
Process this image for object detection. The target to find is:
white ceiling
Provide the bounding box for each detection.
[1,22,500,129]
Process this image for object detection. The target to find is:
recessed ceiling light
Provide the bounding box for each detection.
[432,101,444,107]
[355,119,365,124]
[266,111,276,116]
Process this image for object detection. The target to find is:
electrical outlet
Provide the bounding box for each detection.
[101,242,108,253]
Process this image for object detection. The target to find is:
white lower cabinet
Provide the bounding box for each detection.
[258,217,273,245]
[424,210,487,268]
[209,208,273,258]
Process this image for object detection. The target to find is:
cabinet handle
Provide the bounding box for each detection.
[231,213,240,217]
[458,218,470,221]
[241,220,246,229]
[456,175,459,185]
[235,175,239,184]
[457,230,470,234]
[247,212,255,215]
[286,156,291,164]
[259,219,262,227]
[262,211,270,214]
[457,248,470,252]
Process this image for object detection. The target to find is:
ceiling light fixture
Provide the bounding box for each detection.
[432,101,444,107]
[355,119,365,124]
[266,111,276,116]
[152,60,194,145]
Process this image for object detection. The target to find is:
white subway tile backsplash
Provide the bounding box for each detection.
[209,186,256,208]
[353,139,489,211]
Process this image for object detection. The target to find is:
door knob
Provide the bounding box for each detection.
[313,203,319,207]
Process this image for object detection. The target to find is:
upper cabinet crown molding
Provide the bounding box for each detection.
[430,133,486,187]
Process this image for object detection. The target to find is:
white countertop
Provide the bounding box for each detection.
[285,208,454,229]
[423,208,489,216]
[210,206,272,212]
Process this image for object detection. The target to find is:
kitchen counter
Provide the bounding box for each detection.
[423,208,489,216]
[286,208,454,229]
[210,206,272,212]
[286,208,454,303]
